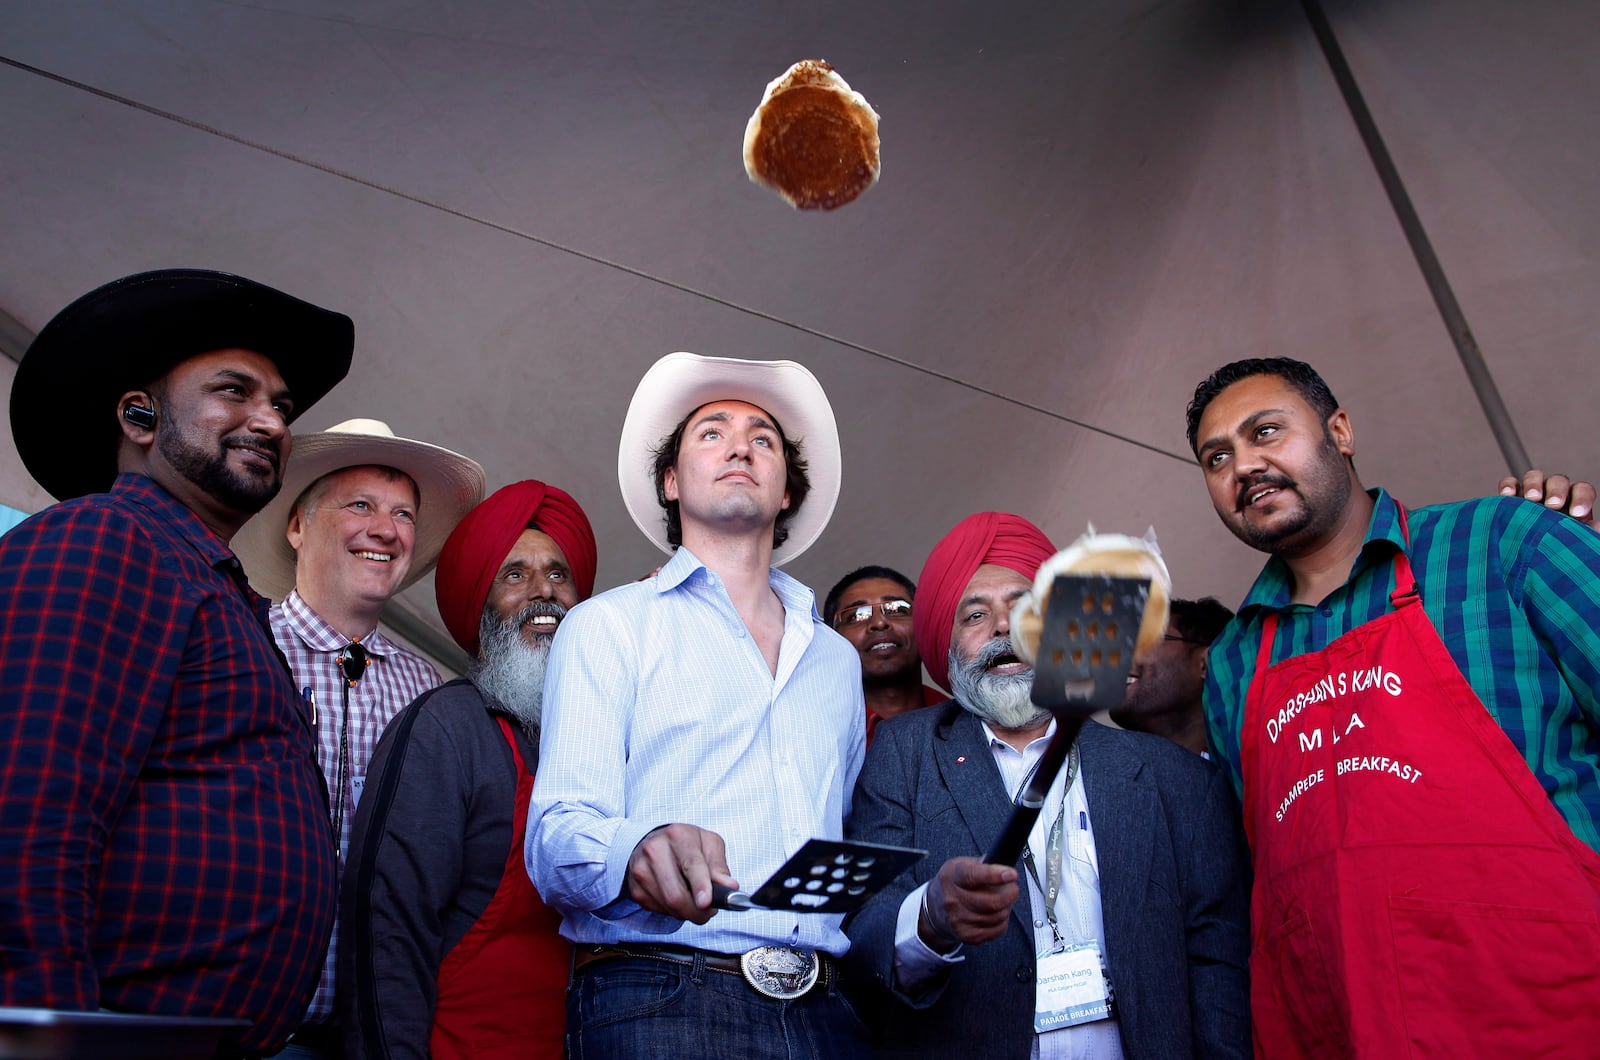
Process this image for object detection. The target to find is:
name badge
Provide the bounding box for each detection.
[1035,942,1114,1032]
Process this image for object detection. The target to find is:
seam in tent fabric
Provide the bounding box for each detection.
[0,51,1194,466]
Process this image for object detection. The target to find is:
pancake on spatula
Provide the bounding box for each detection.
[743,59,880,210]
[1011,527,1172,667]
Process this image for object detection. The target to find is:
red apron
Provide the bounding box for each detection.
[1241,514,1600,1058]
[429,716,569,1060]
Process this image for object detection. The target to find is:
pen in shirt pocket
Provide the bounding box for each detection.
[303,686,317,726]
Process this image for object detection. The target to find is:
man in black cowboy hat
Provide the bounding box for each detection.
[0,269,353,1055]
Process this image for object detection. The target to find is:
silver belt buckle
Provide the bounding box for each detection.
[739,945,820,1000]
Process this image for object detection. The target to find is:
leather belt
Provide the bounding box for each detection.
[572,943,832,999]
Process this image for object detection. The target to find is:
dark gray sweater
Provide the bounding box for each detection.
[338,678,540,1059]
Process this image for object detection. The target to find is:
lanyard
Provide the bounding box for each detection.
[1020,741,1081,951]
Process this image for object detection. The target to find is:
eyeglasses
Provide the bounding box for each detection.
[832,599,913,629]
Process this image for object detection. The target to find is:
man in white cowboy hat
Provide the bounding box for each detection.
[528,351,871,1059]
[230,417,484,1058]
[0,269,352,1056]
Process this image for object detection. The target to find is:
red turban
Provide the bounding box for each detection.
[434,480,598,656]
[914,512,1056,693]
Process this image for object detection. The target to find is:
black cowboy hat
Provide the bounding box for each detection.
[10,269,355,500]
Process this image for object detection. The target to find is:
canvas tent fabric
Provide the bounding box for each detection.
[1,0,1595,660]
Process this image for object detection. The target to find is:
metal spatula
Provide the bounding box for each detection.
[983,573,1151,866]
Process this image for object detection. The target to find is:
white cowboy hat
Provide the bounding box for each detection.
[617,351,841,566]
[233,418,487,601]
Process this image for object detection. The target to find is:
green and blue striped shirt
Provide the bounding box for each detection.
[1204,488,1600,852]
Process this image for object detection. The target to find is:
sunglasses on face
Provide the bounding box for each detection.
[832,599,913,629]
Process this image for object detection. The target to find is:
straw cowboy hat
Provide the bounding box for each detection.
[232,418,486,601]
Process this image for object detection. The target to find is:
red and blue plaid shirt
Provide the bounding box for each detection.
[0,473,338,1054]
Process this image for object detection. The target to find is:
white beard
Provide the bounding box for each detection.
[948,639,1050,731]
[469,603,560,731]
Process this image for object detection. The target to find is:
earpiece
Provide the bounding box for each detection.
[123,403,158,430]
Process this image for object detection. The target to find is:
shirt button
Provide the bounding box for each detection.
[1320,607,1333,617]
[1016,965,1034,983]
[1034,920,1044,928]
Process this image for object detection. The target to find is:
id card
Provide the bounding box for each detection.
[1035,942,1113,1032]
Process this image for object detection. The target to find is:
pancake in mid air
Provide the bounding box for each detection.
[1011,528,1172,667]
[743,60,880,210]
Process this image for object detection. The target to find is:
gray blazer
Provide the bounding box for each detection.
[843,702,1250,1059]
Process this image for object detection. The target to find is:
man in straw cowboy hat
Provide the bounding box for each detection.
[230,417,485,1057]
[528,351,871,1057]
[341,478,597,1060]
[0,269,352,1055]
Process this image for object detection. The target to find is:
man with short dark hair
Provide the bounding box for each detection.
[824,565,943,744]
[0,269,351,1054]
[844,512,1251,1058]
[342,479,596,1060]
[231,418,485,1057]
[529,351,870,1058]
[1187,356,1600,1054]
[1112,597,1233,756]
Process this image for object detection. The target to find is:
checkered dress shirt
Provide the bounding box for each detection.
[270,589,441,1022]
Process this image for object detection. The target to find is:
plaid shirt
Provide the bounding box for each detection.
[0,473,337,1054]
[269,590,440,1022]
[1205,488,1600,850]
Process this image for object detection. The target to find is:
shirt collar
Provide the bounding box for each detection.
[278,588,401,657]
[979,716,1057,756]
[1236,486,1405,616]
[653,546,822,621]
[113,472,235,568]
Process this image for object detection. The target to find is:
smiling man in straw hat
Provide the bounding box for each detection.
[230,417,484,1058]
[528,351,870,1058]
[0,268,352,1055]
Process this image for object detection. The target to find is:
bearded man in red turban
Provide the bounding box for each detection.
[340,480,597,1060]
[843,512,1252,1060]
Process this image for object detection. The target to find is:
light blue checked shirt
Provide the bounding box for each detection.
[527,546,867,956]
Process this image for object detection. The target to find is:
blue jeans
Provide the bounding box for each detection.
[567,952,872,1060]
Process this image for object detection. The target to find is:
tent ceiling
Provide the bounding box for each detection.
[3,0,1595,657]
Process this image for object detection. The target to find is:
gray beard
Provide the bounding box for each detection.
[468,602,562,732]
[949,638,1050,731]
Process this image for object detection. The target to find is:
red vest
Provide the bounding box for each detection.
[429,716,569,1059]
